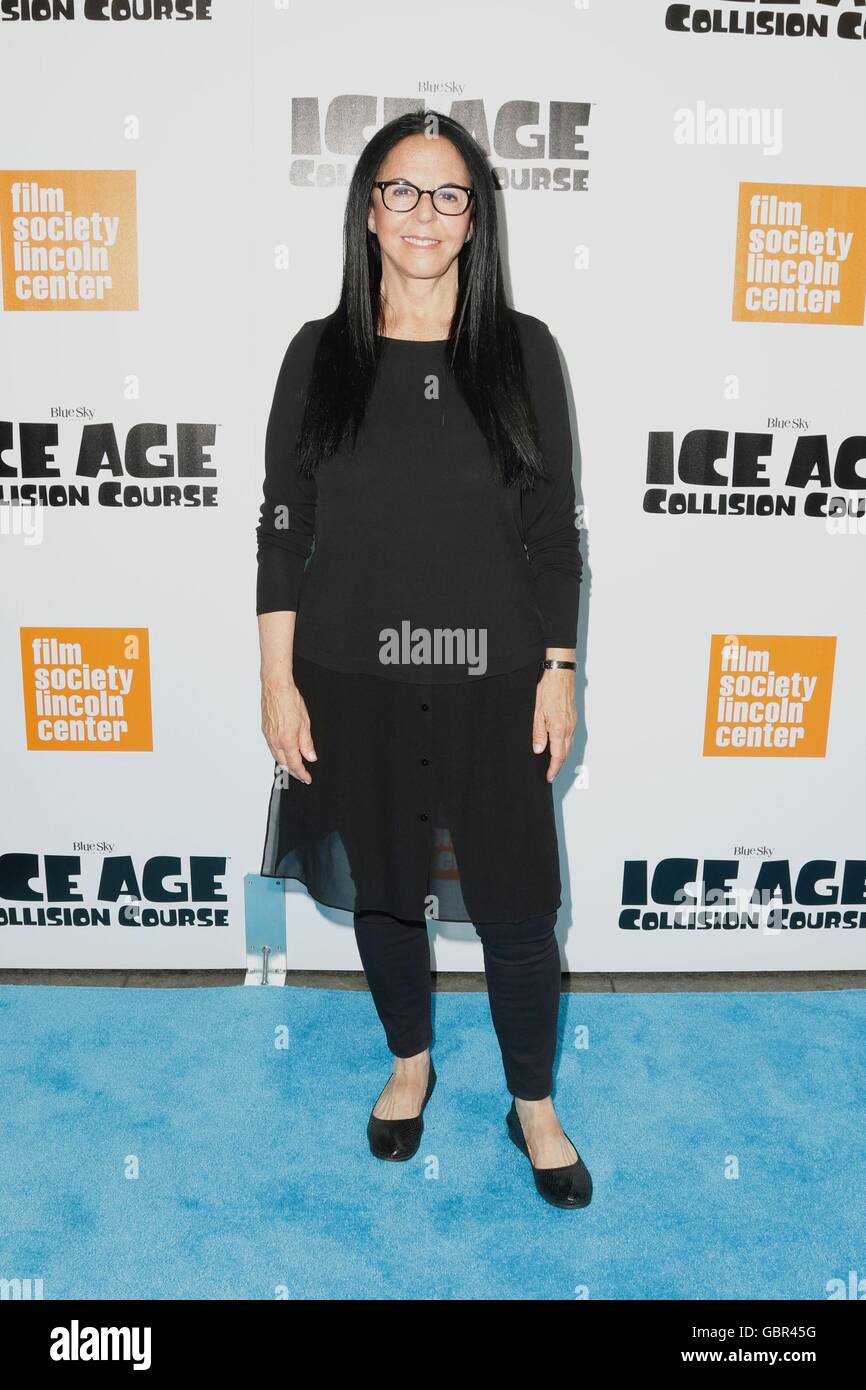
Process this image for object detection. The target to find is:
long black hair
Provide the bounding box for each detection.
[296,109,545,490]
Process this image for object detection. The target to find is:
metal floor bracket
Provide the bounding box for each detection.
[244,874,287,985]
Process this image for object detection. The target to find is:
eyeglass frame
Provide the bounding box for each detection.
[372,179,475,216]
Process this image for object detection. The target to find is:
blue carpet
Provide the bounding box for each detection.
[0,984,863,1300]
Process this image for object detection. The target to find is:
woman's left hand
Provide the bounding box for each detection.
[532,668,576,782]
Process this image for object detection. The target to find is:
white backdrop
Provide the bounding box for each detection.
[2,0,864,972]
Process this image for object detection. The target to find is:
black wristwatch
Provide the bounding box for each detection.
[541,659,576,671]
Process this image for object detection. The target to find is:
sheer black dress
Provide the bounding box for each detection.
[256,311,581,925]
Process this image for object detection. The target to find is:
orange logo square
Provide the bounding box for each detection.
[20,627,152,751]
[732,182,866,325]
[0,170,138,311]
[704,634,835,757]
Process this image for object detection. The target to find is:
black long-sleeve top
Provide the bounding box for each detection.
[256,310,582,683]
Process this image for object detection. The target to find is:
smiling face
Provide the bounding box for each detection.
[367,133,475,284]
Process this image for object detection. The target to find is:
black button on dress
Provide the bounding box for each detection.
[260,653,560,924]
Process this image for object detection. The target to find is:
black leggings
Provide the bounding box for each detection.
[353,909,561,1101]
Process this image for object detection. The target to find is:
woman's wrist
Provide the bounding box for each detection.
[260,668,296,691]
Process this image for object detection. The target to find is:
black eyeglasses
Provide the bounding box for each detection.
[373,180,475,216]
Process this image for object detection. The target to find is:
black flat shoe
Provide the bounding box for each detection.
[506,1099,593,1209]
[367,1060,437,1162]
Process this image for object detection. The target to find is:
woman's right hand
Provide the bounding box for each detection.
[261,679,317,784]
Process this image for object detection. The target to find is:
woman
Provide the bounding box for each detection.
[256,110,591,1210]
